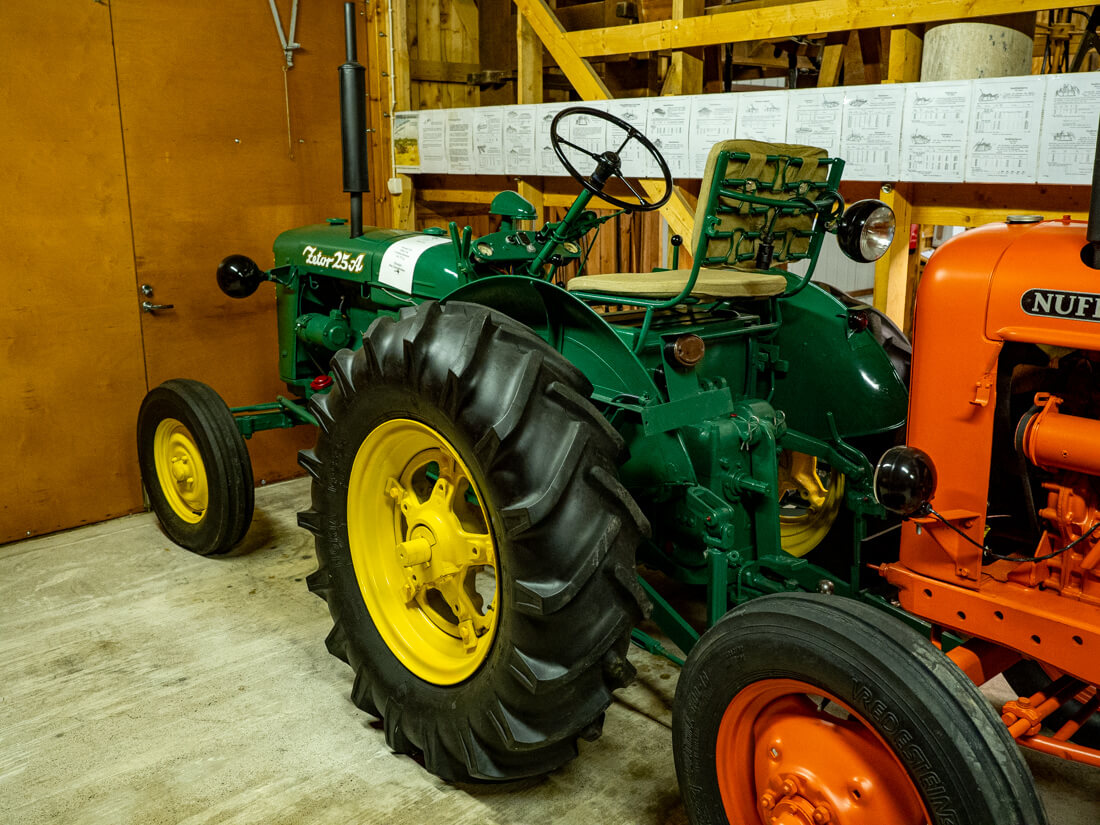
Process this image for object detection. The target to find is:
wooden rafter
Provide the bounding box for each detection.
[566,0,1072,57]
[513,0,696,239]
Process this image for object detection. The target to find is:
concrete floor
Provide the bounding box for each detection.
[1,478,1097,825]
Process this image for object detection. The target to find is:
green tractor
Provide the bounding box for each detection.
[137,6,1046,823]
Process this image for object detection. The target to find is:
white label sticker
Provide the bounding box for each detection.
[377,236,451,293]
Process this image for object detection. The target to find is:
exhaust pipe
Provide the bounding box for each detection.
[1084,113,1100,269]
[339,1,369,239]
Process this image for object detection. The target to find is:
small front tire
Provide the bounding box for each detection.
[137,379,254,555]
[673,593,1047,825]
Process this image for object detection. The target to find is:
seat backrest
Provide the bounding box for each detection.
[691,140,842,273]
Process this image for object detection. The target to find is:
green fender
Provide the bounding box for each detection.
[443,276,698,488]
[772,283,908,441]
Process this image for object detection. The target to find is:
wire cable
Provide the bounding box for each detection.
[925,504,1100,562]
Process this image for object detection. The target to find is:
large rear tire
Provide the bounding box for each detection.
[137,378,254,555]
[299,301,649,782]
[673,594,1047,825]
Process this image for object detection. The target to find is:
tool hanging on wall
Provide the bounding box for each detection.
[268,0,301,67]
[268,0,302,157]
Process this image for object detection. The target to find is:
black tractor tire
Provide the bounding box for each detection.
[1004,660,1100,748]
[298,301,649,782]
[137,378,254,556]
[674,593,1047,825]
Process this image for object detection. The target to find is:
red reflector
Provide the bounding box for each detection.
[311,375,334,391]
[849,311,871,332]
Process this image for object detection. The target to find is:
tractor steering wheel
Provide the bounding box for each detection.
[550,107,672,213]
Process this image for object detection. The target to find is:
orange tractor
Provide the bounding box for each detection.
[673,195,1100,821]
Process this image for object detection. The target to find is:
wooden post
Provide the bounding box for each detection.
[416,0,443,108]
[391,0,416,229]
[874,182,913,324]
[817,42,845,87]
[662,0,704,96]
[447,0,480,108]
[517,6,545,222]
[513,0,696,240]
[876,30,922,324]
[886,27,923,83]
[365,0,391,228]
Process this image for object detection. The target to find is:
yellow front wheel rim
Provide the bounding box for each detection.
[153,418,209,524]
[778,451,844,558]
[347,418,499,685]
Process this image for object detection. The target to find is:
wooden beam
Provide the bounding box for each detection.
[513,0,696,239]
[409,58,482,84]
[886,26,923,82]
[447,0,480,107]
[515,0,606,99]
[856,27,883,84]
[661,0,704,96]
[566,0,1070,57]
[817,42,844,86]
[518,1,545,222]
[480,0,517,105]
[912,206,1089,225]
[418,187,624,210]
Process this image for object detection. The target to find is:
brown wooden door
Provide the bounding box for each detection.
[1,2,149,543]
[3,1,382,544]
[112,1,375,488]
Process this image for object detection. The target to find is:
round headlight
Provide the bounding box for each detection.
[217,255,264,299]
[837,199,896,263]
[873,446,937,517]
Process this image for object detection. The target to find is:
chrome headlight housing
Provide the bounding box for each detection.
[837,199,896,263]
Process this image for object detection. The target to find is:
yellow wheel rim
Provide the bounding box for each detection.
[347,418,499,685]
[153,418,209,524]
[778,451,844,558]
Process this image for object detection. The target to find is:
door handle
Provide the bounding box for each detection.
[141,301,175,314]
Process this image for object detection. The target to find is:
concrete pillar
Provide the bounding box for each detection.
[921,15,1035,81]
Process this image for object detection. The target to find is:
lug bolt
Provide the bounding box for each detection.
[813,806,831,823]
[760,791,776,810]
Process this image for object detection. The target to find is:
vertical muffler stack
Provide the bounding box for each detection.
[1084,113,1100,269]
[340,1,370,239]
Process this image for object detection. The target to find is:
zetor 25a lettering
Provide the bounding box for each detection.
[303,245,365,273]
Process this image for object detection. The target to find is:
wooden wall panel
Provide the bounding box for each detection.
[110,0,377,487]
[0,1,148,542]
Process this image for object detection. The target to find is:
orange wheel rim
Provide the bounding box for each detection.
[716,678,931,825]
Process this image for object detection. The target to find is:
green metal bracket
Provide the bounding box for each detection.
[637,575,700,657]
[641,387,733,435]
[629,628,685,667]
[231,395,318,439]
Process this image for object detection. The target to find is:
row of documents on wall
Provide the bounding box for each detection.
[391,72,1100,185]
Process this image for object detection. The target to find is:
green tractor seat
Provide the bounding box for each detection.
[566,139,838,302]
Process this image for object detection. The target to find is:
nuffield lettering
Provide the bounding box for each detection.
[1021,288,1100,322]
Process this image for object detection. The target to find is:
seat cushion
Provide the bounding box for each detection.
[565,268,787,299]
[694,140,830,268]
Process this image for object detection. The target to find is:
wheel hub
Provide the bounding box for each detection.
[152,418,208,523]
[387,469,494,652]
[777,452,844,558]
[717,680,928,825]
[347,418,499,684]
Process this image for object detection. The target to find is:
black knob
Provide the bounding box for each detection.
[217,255,264,299]
[670,234,683,247]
